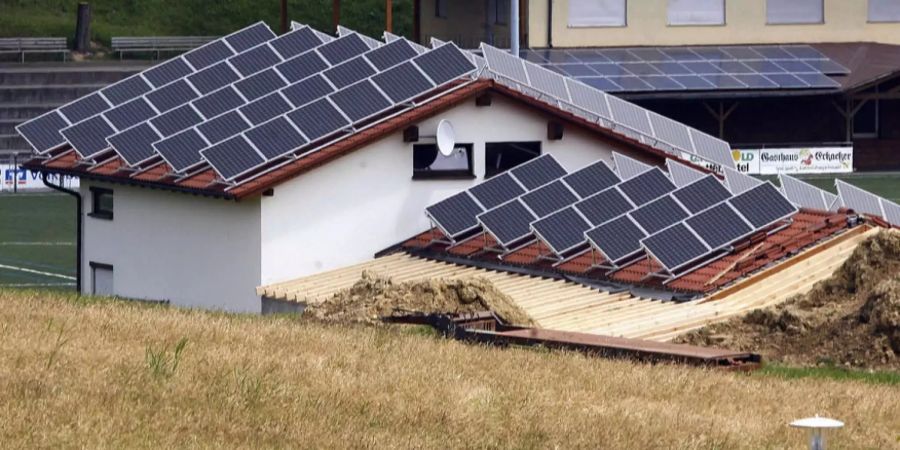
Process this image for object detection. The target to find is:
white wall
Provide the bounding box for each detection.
[81,182,262,313]
[260,93,652,284]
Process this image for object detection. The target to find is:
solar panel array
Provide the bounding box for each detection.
[426,152,800,278]
[480,43,735,169]
[18,22,479,185]
[522,45,847,93]
[612,152,652,180]
[836,179,900,227]
[666,158,707,188]
[723,166,763,195]
[779,174,839,211]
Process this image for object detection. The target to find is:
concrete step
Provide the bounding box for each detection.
[0,84,104,103]
[0,134,28,150]
[0,66,145,86]
[0,104,60,119]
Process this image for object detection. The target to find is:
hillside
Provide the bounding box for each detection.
[1,289,897,448]
[0,0,413,47]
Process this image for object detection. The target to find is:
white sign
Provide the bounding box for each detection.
[1,165,79,191]
[731,147,853,175]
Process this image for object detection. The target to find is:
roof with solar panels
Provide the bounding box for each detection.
[19,21,737,199]
[398,152,900,297]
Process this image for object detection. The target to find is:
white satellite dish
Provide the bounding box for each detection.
[436,120,456,157]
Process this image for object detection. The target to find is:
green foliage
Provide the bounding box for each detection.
[755,363,900,386]
[145,337,188,379]
[0,0,413,46]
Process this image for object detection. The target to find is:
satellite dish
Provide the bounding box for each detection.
[436,120,456,157]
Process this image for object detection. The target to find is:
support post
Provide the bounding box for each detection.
[386,0,393,33]
[510,0,520,55]
[280,0,288,34]
[74,2,91,53]
[413,0,421,43]
[332,0,341,30]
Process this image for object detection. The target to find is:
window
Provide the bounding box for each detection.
[853,98,879,138]
[435,0,448,18]
[495,0,510,25]
[869,0,900,22]
[668,0,725,25]
[90,262,114,296]
[485,141,541,177]
[568,0,627,27]
[413,143,474,179]
[766,0,823,24]
[89,187,113,220]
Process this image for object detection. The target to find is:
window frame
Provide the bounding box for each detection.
[435,0,448,19]
[666,0,726,27]
[412,142,475,180]
[89,186,114,220]
[868,0,900,23]
[765,0,825,25]
[89,261,114,297]
[567,0,628,28]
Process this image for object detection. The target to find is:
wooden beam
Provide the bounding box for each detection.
[280,0,288,34]
[332,0,341,30]
[386,0,393,32]
[413,0,421,43]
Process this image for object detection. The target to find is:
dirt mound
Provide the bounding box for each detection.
[304,270,536,326]
[677,230,900,370]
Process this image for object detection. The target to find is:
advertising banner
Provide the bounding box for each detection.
[1,165,79,192]
[730,147,853,175]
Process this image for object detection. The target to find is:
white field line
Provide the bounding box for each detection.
[0,264,75,281]
[0,282,75,287]
[0,242,75,246]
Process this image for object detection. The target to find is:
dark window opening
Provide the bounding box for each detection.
[89,187,113,220]
[413,143,474,179]
[435,0,448,18]
[494,0,510,25]
[90,262,114,296]
[485,141,541,177]
[853,98,879,138]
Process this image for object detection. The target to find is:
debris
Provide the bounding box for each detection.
[677,230,900,369]
[304,270,536,326]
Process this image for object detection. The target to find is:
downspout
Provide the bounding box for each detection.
[547,0,553,48]
[42,173,82,294]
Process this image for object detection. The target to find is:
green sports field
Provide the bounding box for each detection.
[0,193,75,289]
[0,173,897,290]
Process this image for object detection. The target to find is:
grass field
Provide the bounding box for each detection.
[0,0,413,47]
[0,193,75,288]
[1,289,898,448]
[762,172,900,203]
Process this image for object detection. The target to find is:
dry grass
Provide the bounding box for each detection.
[1,290,898,449]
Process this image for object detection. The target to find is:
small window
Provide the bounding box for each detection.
[485,141,541,178]
[90,262,114,296]
[413,143,474,179]
[766,0,823,24]
[568,0,627,27]
[495,0,510,25]
[89,187,113,220]
[853,98,879,138]
[668,0,725,26]
[869,0,900,22]
[435,0,448,18]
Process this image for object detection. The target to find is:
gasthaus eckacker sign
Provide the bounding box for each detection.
[731,147,853,174]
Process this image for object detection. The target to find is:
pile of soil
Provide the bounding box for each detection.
[304,270,536,327]
[677,230,900,370]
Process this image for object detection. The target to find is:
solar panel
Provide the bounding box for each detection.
[525,63,570,100]
[413,43,476,84]
[794,72,840,88]
[324,57,377,88]
[144,58,193,88]
[147,104,203,137]
[617,169,676,206]
[641,76,684,90]
[365,39,420,70]
[607,96,653,135]
[642,223,709,271]
[101,76,153,106]
[193,86,245,119]
[372,62,435,103]
[652,61,692,75]
[509,154,567,190]
[188,62,241,95]
[470,173,525,209]
[689,129,734,167]
[281,75,335,107]
[767,73,808,89]
[562,160,619,197]
[60,116,115,157]
[154,128,209,172]
[200,136,265,179]
[669,75,715,90]
[15,112,68,153]
[225,22,276,53]
[328,80,392,122]
[779,174,838,211]
[108,123,161,165]
[650,113,693,150]
[239,93,293,125]
[60,93,109,123]
[317,34,370,65]
[198,111,250,144]
[835,179,883,217]
[426,192,484,237]
[275,51,331,83]
[586,215,646,262]
[686,203,752,248]
[531,207,592,254]
[733,74,777,89]
[104,98,157,130]
[244,116,308,159]
[606,76,653,91]
[229,44,283,77]
[235,69,287,101]
[184,40,234,70]
[478,200,537,246]
[146,79,198,113]
[521,181,578,217]
[723,167,763,195]
[612,152,653,180]
[574,187,634,226]
[882,201,900,227]
[629,195,689,234]
[728,182,797,228]
[286,99,349,141]
[672,175,732,213]
[565,79,612,119]
[666,158,706,188]
[269,27,321,59]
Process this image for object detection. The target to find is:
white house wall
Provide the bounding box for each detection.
[260,94,649,284]
[81,181,262,313]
